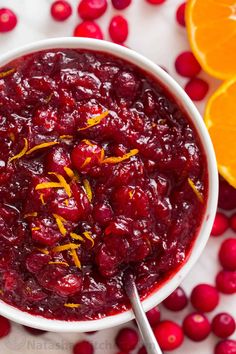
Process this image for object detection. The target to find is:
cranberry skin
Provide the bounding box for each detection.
[78,0,107,20]
[114,71,139,100]
[50,1,72,21]
[219,179,236,210]
[109,16,129,44]
[115,327,139,352]
[73,340,94,354]
[212,313,236,339]
[0,8,17,33]
[163,287,188,311]
[146,0,166,4]
[71,140,103,173]
[146,306,161,327]
[191,284,219,312]
[45,147,71,177]
[0,316,11,338]
[112,0,132,10]
[26,253,51,273]
[93,202,113,225]
[23,326,46,335]
[211,212,229,237]
[153,321,184,351]
[175,52,201,78]
[216,270,236,294]
[185,78,209,101]
[230,213,236,232]
[219,239,236,271]
[73,21,103,39]
[54,274,83,296]
[183,313,211,341]
[215,340,236,354]
[176,2,186,27]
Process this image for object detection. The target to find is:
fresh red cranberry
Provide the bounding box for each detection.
[0,316,11,338]
[163,287,188,311]
[191,284,219,312]
[175,52,201,78]
[45,147,71,177]
[212,313,236,339]
[23,326,46,335]
[216,270,236,294]
[183,313,211,341]
[176,2,186,27]
[71,140,103,173]
[138,347,147,354]
[215,340,236,354]
[78,0,107,20]
[109,15,129,44]
[73,21,103,39]
[211,212,229,237]
[230,213,236,232]
[50,1,72,21]
[219,178,236,210]
[115,327,139,352]
[153,320,184,351]
[185,78,209,101]
[73,340,94,354]
[0,8,17,32]
[219,239,236,271]
[146,306,161,327]
[146,0,166,4]
[111,0,132,10]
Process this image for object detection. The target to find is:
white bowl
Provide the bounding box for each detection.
[0,37,218,332]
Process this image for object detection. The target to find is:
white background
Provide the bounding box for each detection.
[0,0,235,353]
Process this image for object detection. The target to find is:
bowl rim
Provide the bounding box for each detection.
[0,37,219,332]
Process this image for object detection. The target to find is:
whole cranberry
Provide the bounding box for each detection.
[115,327,139,352]
[191,284,219,312]
[0,316,11,338]
[183,313,211,341]
[175,52,201,78]
[215,340,236,354]
[45,147,71,177]
[212,313,236,339]
[211,212,229,237]
[146,0,166,4]
[219,239,236,271]
[74,21,103,39]
[185,78,209,101]
[78,0,107,20]
[163,287,188,311]
[218,178,236,210]
[71,140,103,173]
[109,15,129,44]
[176,2,186,27]
[114,71,139,100]
[50,1,72,21]
[112,0,132,10]
[230,213,236,232]
[216,270,236,294]
[73,340,94,354]
[146,306,161,327]
[54,274,83,296]
[153,321,184,351]
[0,8,17,32]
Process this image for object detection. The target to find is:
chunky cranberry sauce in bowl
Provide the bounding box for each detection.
[0,38,218,332]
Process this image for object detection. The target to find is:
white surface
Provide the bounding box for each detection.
[0,0,234,353]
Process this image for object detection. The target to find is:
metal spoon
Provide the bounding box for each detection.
[124,271,163,354]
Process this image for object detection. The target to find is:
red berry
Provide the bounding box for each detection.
[23,326,46,335]
[163,287,188,311]
[146,0,166,4]
[219,178,236,210]
[73,21,103,39]
[138,347,147,354]
[73,340,94,354]
[0,316,11,338]
[215,340,236,354]
[212,313,236,339]
[183,313,211,341]
[219,239,236,271]
[211,212,229,237]
[109,15,128,44]
[191,284,219,312]
[111,0,132,10]
[0,8,17,33]
[146,306,161,326]
[185,78,209,101]
[78,0,107,20]
[216,270,236,294]
[115,327,139,352]
[176,2,186,27]
[230,213,236,232]
[175,51,201,77]
[153,321,184,351]
[50,1,72,21]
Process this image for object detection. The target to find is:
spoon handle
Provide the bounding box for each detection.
[125,277,163,354]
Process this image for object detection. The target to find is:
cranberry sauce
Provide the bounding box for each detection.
[0,49,207,320]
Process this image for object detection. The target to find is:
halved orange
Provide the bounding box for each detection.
[205,77,236,187]
[186,0,236,80]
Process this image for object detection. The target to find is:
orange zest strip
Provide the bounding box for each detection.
[26,141,59,155]
[81,157,91,168]
[0,289,3,295]
[52,243,80,253]
[9,133,15,142]
[24,212,38,218]
[82,139,95,146]
[83,231,94,247]
[48,261,69,267]
[48,172,71,197]
[83,179,92,202]
[64,199,69,206]
[102,149,139,164]
[45,93,54,103]
[31,227,40,231]
[188,178,204,203]
[70,232,85,242]
[0,68,15,79]
[36,248,49,255]
[53,213,67,236]
[59,135,73,140]
[78,110,109,131]
[64,303,80,308]
[39,193,46,205]
[129,190,134,199]
[100,148,105,162]
[35,182,62,191]
[70,248,81,269]
[64,167,75,179]
[9,138,29,162]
